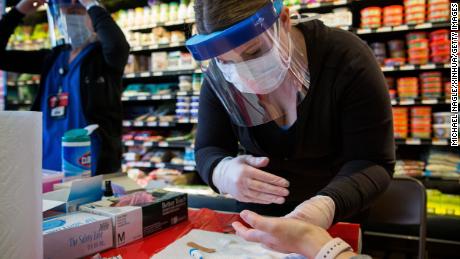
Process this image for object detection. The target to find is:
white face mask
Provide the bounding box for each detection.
[63,14,92,49]
[216,38,291,95]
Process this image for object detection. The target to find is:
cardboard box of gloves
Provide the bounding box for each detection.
[80,190,188,248]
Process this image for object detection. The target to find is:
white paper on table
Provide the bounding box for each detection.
[151,229,307,259]
[0,112,43,259]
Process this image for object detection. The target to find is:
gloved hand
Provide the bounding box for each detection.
[285,195,336,229]
[233,210,335,258]
[212,155,290,204]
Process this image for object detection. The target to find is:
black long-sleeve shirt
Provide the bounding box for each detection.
[195,20,396,222]
[0,7,130,174]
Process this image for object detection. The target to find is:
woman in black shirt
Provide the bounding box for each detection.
[187,0,395,228]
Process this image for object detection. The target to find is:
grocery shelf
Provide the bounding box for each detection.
[6,80,40,87]
[123,140,193,149]
[391,98,451,106]
[123,161,196,171]
[421,173,460,181]
[357,22,450,35]
[290,0,351,11]
[123,118,197,128]
[395,138,450,146]
[7,100,32,106]
[123,69,201,79]
[127,18,195,32]
[5,5,46,13]
[130,42,186,53]
[122,91,200,101]
[381,63,450,72]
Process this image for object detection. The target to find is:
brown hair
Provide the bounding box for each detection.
[195,0,270,34]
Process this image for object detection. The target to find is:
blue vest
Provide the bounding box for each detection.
[41,44,100,174]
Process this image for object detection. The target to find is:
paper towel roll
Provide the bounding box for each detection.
[0,112,43,259]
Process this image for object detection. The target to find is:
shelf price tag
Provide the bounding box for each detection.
[138,96,148,101]
[421,99,438,104]
[376,27,392,33]
[123,121,132,127]
[401,65,416,70]
[357,28,372,34]
[141,72,151,77]
[159,122,170,127]
[421,64,436,69]
[158,142,169,147]
[144,142,153,147]
[393,25,409,31]
[184,166,195,171]
[156,163,166,168]
[334,0,347,5]
[415,23,432,29]
[134,121,144,127]
[125,141,134,146]
[400,99,415,105]
[381,66,395,72]
[432,139,448,145]
[147,122,157,127]
[406,138,422,145]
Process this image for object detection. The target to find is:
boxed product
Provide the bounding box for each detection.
[42,170,64,193]
[152,52,168,71]
[43,212,113,259]
[80,190,188,247]
[43,175,103,213]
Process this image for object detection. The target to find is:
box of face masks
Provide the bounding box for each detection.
[80,190,188,247]
[43,212,113,259]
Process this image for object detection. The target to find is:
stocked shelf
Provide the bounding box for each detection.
[130,42,186,53]
[381,63,450,72]
[122,63,449,81]
[391,98,451,106]
[5,5,46,13]
[124,69,201,79]
[122,91,200,101]
[123,161,196,171]
[123,118,198,128]
[124,140,193,149]
[395,138,450,146]
[290,0,352,11]
[357,22,450,35]
[420,173,460,182]
[7,100,32,105]
[127,18,195,32]
[6,80,40,87]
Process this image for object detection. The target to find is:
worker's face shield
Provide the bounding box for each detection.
[47,0,94,49]
[186,0,311,127]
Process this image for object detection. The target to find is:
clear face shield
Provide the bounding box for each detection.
[47,0,93,49]
[186,0,312,127]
